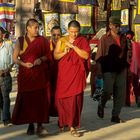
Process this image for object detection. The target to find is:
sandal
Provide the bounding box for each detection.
[70,129,80,137]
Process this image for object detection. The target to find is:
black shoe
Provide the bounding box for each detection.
[27,124,35,135]
[97,105,104,118]
[3,120,12,127]
[111,116,125,123]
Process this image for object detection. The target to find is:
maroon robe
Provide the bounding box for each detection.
[130,42,140,104]
[49,41,58,117]
[55,36,90,128]
[12,36,51,124]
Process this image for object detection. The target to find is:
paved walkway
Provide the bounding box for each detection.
[0,78,140,140]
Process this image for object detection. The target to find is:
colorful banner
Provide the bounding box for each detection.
[0,3,15,21]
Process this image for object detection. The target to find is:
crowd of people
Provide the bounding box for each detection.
[0,16,140,138]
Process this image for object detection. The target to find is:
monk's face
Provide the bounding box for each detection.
[27,23,39,37]
[51,29,61,44]
[68,27,79,40]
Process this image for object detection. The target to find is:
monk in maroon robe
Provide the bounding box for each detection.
[12,19,51,136]
[130,42,140,106]
[49,26,62,117]
[54,20,90,137]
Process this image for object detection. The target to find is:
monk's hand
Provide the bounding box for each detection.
[64,47,70,54]
[25,62,34,68]
[65,42,74,49]
[33,58,42,66]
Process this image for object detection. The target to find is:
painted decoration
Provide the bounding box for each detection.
[112,0,121,10]
[76,6,92,27]
[60,14,75,35]
[135,25,140,41]
[138,0,140,14]
[44,13,59,36]
[121,9,129,26]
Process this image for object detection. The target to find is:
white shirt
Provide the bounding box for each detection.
[0,40,13,70]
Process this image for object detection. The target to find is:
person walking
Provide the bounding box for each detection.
[12,18,51,136]
[54,20,90,137]
[49,26,62,117]
[95,16,128,123]
[0,26,13,126]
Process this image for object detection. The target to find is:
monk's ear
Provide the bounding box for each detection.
[26,26,30,32]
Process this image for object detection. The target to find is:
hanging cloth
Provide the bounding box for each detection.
[58,1,78,13]
[41,0,59,11]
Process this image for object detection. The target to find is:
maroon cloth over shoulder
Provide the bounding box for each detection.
[55,36,90,99]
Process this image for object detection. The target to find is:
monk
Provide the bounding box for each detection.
[12,18,51,136]
[49,26,62,117]
[54,20,90,137]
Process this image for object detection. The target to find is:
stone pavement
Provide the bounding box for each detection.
[0,77,140,140]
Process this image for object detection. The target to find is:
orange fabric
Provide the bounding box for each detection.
[19,36,28,55]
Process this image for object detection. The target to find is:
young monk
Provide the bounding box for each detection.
[54,20,90,137]
[49,26,62,117]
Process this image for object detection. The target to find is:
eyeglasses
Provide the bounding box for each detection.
[52,34,61,37]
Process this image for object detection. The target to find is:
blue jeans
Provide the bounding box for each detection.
[0,74,12,121]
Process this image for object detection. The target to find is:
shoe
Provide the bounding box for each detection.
[111,116,125,123]
[70,129,80,137]
[3,120,12,127]
[36,126,48,137]
[97,105,104,118]
[27,124,35,135]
